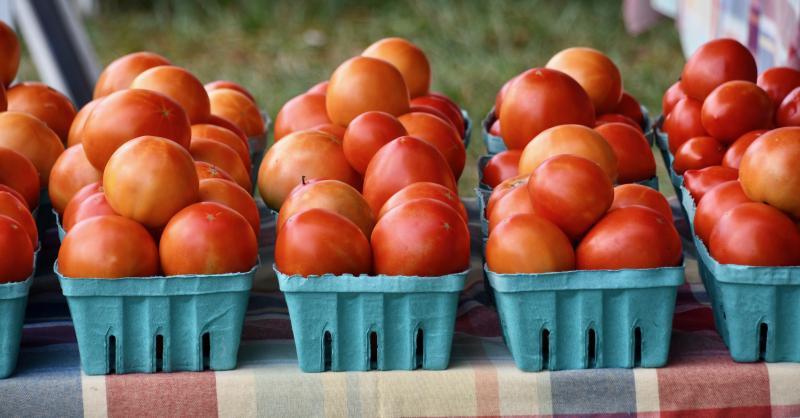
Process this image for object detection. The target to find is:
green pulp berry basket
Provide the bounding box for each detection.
[0,276,33,379]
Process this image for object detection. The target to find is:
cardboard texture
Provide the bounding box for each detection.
[276,267,467,372]
[0,276,32,379]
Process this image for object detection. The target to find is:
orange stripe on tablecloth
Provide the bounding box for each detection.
[106,372,218,418]
[473,339,501,416]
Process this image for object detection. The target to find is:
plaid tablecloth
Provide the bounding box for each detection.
[2,198,799,418]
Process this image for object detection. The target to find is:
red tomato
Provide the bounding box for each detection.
[277,179,374,238]
[0,111,64,185]
[64,182,103,214]
[58,215,159,278]
[577,206,682,269]
[595,113,642,132]
[103,136,199,228]
[62,192,117,232]
[363,37,430,98]
[594,123,655,182]
[7,82,77,143]
[0,83,5,111]
[683,166,738,201]
[0,191,37,246]
[546,47,623,113]
[195,161,234,183]
[371,198,469,276]
[610,184,672,222]
[487,213,575,273]
[130,65,210,124]
[93,51,170,98]
[411,94,465,137]
[499,68,595,150]
[663,97,707,153]
[709,202,800,266]
[488,183,536,233]
[0,186,27,210]
[362,136,457,214]
[378,182,467,221]
[191,123,251,169]
[482,150,521,188]
[48,144,102,214]
[0,215,33,282]
[311,123,346,140]
[67,98,102,148]
[722,129,767,169]
[701,81,773,143]
[190,138,251,191]
[662,80,687,116]
[276,208,372,276]
[739,127,800,217]
[0,21,20,87]
[519,124,618,182]
[681,38,757,101]
[198,178,260,238]
[208,88,265,137]
[202,114,248,142]
[495,75,518,116]
[342,111,407,175]
[0,147,40,209]
[613,92,644,126]
[528,154,614,241]
[326,56,410,126]
[307,81,328,95]
[489,119,501,136]
[694,180,751,244]
[160,202,258,275]
[777,86,800,127]
[757,67,800,110]
[274,93,331,140]
[204,80,256,104]
[399,112,466,178]
[486,174,527,218]
[673,136,726,174]
[407,104,454,129]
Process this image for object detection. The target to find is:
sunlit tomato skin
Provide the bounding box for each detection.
[399,112,466,179]
[7,82,77,143]
[0,147,40,209]
[372,198,469,276]
[0,21,20,87]
[191,123,251,169]
[326,56,410,126]
[709,202,800,266]
[694,180,751,244]
[411,94,465,136]
[487,213,575,274]
[482,150,521,188]
[777,87,800,127]
[342,111,407,175]
[130,65,210,124]
[362,136,457,214]
[594,123,655,183]
[62,192,117,232]
[198,178,260,238]
[499,68,595,150]
[48,144,102,214]
[311,123,346,140]
[195,161,234,183]
[662,81,687,116]
[488,183,535,233]
[595,113,642,132]
[486,174,527,218]
[681,38,757,101]
[274,93,331,140]
[0,111,64,186]
[93,51,171,98]
[277,179,374,238]
[757,67,800,111]
[700,81,773,143]
[276,208,372,276]
[739,127,800,217]
[58,215,159,278]
[204,80,256,104]
[519,124,618,182]
[610,184,672,222]
[495,75,518,116]
[683,166,738,201]
[0,215,33,283]
[0,192,37,246]
[362,37,431,98]
[489,119,501,136]
[103,136,199,229]
[208,88,265,137]
[546,47,622,114]
[663,97,707,153]
[577,206,682,269]
[528,154,614,241]
[613,92,644,126]
[67,98,102,148]
[307,81,328,95]
[722,130,767,169]
[673,136,726,174]
[160,202,258,275]
[378,181,467,222]
[190,138,252,191]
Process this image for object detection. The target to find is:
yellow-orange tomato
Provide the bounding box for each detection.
[610,184,672,222]
[93,51,171,98]
[519,124,618,182]
[190,138,251,191]
[0,21,20,87]
[326,56,410,126]
[130,65,210,124]
[0,111,64,186]
[208,88,265,137]
[487,213,575,274]
[195,161,235,183]
[191,123,251,169]
[0,216,34,283]
[546,47,622,114]
[62,192,117,232]
[363,37,431,98]
[103,136,199,228]
[198,178,260,239]
[379,181,467,222]
[277,179,374,238]
[488,184,536,233]
[0,191,37,247]
[258,130,361,210]
[204,80,256,104]
[739,127,800,218]
[7,82,76,143]
[398,112,466,179]
[594,123,654,183]
[48,144,102,214]
[342,111,407,175]
[67,98,102,147]
[311,123,346,140]
[0,147,40,209]
[274,93,330,140]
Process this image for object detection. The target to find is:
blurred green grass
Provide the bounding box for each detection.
[19,0,684,195]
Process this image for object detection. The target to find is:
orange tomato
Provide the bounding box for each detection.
[519,124,618,182]
[722,130,767,169]
[407,104,454,129]
[683,166,738,201]
[0,21,20,87]
[486,174,527,218]
[62,192,117,232]
[326,56,410,126]
[0,147,40,209]
[777,86,800,127]
[694,180,751,244]
[204,80,256,104]
[546,47,622,113]
[208,88,265,137]
[709,202,800,266]
[610,184,672,222]
[48,144,102,214]
[739,127,800,217]
[64,182,103,215]
[410,94,465,137]
[198,178,260,238]
[202,114,248,142]
[130,65,210,124]
[7,82,76,143]
[0,215,33,282]
[663,97,707,153]
[0,82,5,112]
[363,37,431,98]
[307,80,328,95]
[191,123,251,169]
[195,161,234,182]
[681,38,757,101]
[67,98,102,148]
[274,93,331,140]
[0,191,37,246]
[342,111,407,175]
[0,111,64,185]
[277,179,374,238]
[311,123,346,140]
[488,183,535,233]
[378,181,467,221]
[487,213,574,273]
[93,51,171,98]
[481,150,521,188]
[673,136,726,174]
[594,123,655,182]
[190,138,251,191]
[662,80,687,116]
[701,81,773,144]
[398,112,466,179]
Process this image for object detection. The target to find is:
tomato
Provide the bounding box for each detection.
[67,98,102,148]
[488,183,535,233]
[93,51,171,98]
[577,206,682,269]
[362,136,457,214]
[494,75,518,116]
[190,138,251,191]
[326,56,410,126]
[709,202,800,266]
[757,67,800,110]
[722,129,767,169]
[0,111,64,185]
[663,97,707,152]
[378,181,467,221]
[482,150,521,188]
[662,81,688,116]
[198,178,260,238]
[65,182,103,214]
[613,92,644,126]
[489,119,501,136]
[62,192,117,232]
[407,104,454,129]
[0,191,37,246]
[130,65,210,124]
[739,127,800,217]
[672,136,726,174]
[195,161,234,182]
[7,82,77,143]
[191,123,250,169]
[103,136,199,228]
[681,38,757,101]
[307,81,328,95]
[486,174,527,218]
[519,124,618,182]
[202,114,248,142]
[399,112,465,178]
[342,111,407,175]
[258,130,360,210]
[81,89,191,170]
[311,123,346,140]
[48,144,102,214]
[208,88,265,137]
[499,68,595,150]
[610,184,672,222]
[594,123,655,182]
[372,198,469,276]
[276,208,371,276]
[487,213,574,273]
[683,166,738,201]
[363,37,430,98]
[204,80,256,104]
[546,47,622,114]
[0,186,27,210]
[411,94,465,136]
[0,215,33,282]
[694,180,751,244]
[277,179,374,238]
[777,86,800,127]
[0,83,5,112]
[0,21,20,87]
[595,113,642,132]
[700,81,773,143]
[0,147,40,209]
[274,93,331,140]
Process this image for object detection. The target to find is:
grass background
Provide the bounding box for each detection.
[19,0,685,194]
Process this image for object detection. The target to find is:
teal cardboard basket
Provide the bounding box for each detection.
[55,263,255,375]
[653,126,684,198]
[276,267,467,372]
[461,108,472,149]
[486,264,683,371]
[54,209,65,242]
[0,276,33,379]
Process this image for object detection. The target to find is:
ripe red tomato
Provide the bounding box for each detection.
[482,150,521,188]
[0,21,20,87]
[709,202,800,266]
[610,184,672,222]
[195,161,234,182]
[489,119,501,136]
[363,37,430,98]
[662,80,687,116]
[663,97,707,152]
[191,123,251,169]
[62,192,117,232]
[378,181,467,221]
[410,94,465,136]
[208,88,265,137]
[65,182,103,214]
[487,213,575,273]
[519,124,618,182]
[613,92,644,126]
[694,180,751,244]
[546,47,622,113]
[722,129,767,169]
[198,178,260,238]
[67,98,102,148]
[48,144,102,214]
[486,174,527,218]
[160,202,258,275]
[190,138,251,191]
[0,111,64,185]
[93,51,170,98]
[673,136,726,174]
[594,123,655,182]
[362,136,457,214]
[757,67,800,110]
[739,127,800,217]
[701,81,773,143]
[326,56,410,126]
[399,112,466,178]
[0,147,40,209]
[311,123,346,140]
[277,179,374,238]
[202,114,248,142]
[494,76,518,116]
[488,183,535,233]
[204,80,256,104]
[307,81,328,95]
[595,113,642,132]
[577,206,682,269]
[407,104,454,129]
[683,166,738,201]
[276,208,372,276]
[372,198,469,276]
[499,68,595,150]
[777,86,800,127]
[0,186,26,210]
[342,111,407,174]
[0,215,33,282]
[7,82,77,143]
[681,38,757,101]
[274,93,331,140]
[130,65,210,124]
[0,83,5,112]
[528,154,614,241]
[0,191,37,246]
[82,89,191,170]
[103,136,199,228]
[58,215,159,278]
